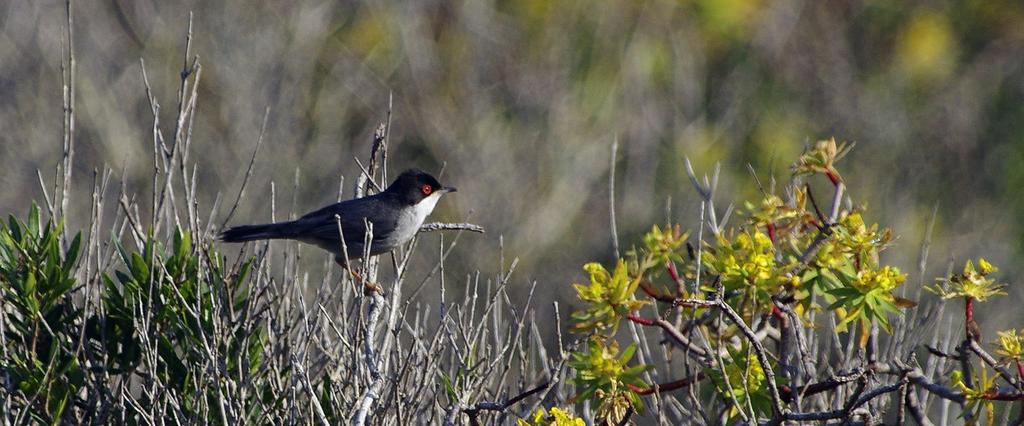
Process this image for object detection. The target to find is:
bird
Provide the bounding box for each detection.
[219,168,455,270]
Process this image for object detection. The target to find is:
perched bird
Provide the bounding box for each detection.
[219,168,455,267]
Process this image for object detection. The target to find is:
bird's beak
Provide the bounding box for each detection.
[441,186,457,193]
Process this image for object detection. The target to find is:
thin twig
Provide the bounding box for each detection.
[221,107,270,229]
[419,222,486,233]
[463,381,549,425]
[609,138,620,258]
[58,0,76,246]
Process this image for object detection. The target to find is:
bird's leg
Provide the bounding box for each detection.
[336,258,382,295]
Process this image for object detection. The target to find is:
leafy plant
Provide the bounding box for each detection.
[569,338,648,424]
[563,139,1009,424]
[518,406,586,426]
[0,204,82,423]
[791,137,853,185]
[702,230,788,315]
[950,369,998,426]
[707,345,776,422]
[826,264,907,345]
[571,260,648,335]
[928,258,1007,302]
[93,230,263,419]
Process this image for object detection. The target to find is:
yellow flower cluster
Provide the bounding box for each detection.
[578,340,628,385]
[929,258,1007,302]
[996,329,1024,361]
[791,138,852,183]
[641,224,686,266]
[518,407,585,426]
[705,231,786,297]
[853,265,907,293]
[834,213,893,265]
[569,338,647,424]
[571,260,647,333]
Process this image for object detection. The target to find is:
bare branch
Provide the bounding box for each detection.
[221,107,270,229]
[419,222,485,234]
[462,381,549,425]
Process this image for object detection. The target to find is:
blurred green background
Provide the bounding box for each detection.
[2,0,1024,334]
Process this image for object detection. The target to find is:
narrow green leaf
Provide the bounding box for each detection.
[619,344,637,364]
[65,233,81,266]
[28,203,39,237]
[7,216,20,242]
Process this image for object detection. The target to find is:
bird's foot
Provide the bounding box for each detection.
[343,266,383,295]
[362,280,382,295]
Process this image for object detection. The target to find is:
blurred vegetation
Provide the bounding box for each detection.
[3,0,1024,320]
[3,0,1024,418]
[563,140,1024,424]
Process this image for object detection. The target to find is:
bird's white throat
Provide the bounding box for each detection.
[390,192,444,244]
[411,192,443,222]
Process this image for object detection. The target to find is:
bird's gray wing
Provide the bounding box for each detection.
[293,196,398,246]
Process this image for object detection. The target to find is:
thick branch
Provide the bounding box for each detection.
[463,382,549,426]
[785,382,901,422]
[712,292,786,421]
[626,373,705,396]
[419,222,485,234]
[968,339,1022,390]
[779,369,865,403]
[627,314,710,364]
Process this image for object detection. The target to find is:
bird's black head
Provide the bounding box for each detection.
[385,169,456,205]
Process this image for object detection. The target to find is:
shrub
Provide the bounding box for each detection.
[562,139,1024,424]
[4,8,1023,426]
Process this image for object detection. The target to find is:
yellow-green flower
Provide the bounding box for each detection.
[717,232,767,280]
[812,241,847,270]
[852,266,907,293]
[641,224,687,267]
[570,338,649,423]
[827,264,908,342]
[745,192,812,234]
[571,260,649,334]
[708,347,771,422]
[518,407,585,426]
[703,230,789,304]
[791,138,853,183]
[832,212,893,267]
[996,329,1024,361]
[928,258,1007,302]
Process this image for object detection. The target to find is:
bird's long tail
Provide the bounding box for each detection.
[218,222,296,242]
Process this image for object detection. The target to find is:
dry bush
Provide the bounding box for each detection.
[4,6,1024,426]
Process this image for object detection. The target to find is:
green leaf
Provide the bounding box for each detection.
[864,291,879,311]
[440,373,457,401]
[826,287,861,298]
[28,203,39,237]
[65,233,81,267]
[24,273,37,299]
[130,252,149,283]
[623,365,651,378]
[114,239,132,265]
[8,215,21,242]
[835,263,858,283]
[837,305,863,330]
[619,344,637,364]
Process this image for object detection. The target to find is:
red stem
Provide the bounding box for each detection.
[825,169,840,186]
[627,314,655,326]
[626,373,706,395]
[638,280,676,303]
[766,223,777,244]
[667,261,680,283]
[981,392,1024,401]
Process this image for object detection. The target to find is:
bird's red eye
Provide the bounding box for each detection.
[421,184,433,195]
